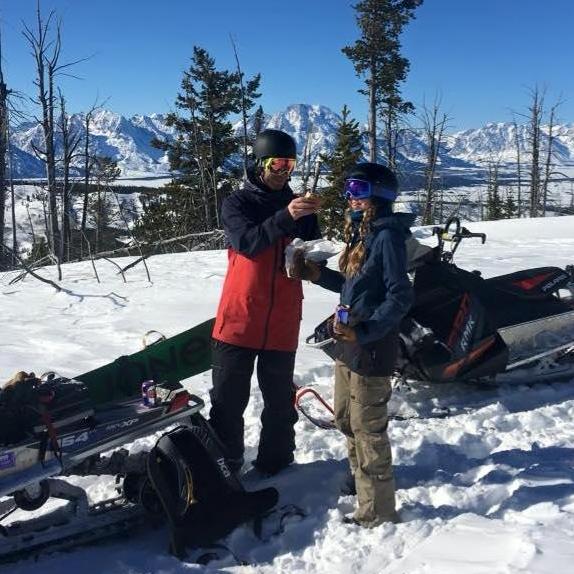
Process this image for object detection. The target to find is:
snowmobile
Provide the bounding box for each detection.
[398,217,574,385]
[0,369,280,564]
[299,217,574,427]
[0,373,206,562]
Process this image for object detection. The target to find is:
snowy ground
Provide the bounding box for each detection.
[1,215,574,573]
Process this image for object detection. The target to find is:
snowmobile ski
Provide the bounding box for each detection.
[499,310,574,369]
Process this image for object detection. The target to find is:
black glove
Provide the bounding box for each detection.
[289,249,320,281]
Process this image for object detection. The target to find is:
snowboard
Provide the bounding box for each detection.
[76,318,215,405]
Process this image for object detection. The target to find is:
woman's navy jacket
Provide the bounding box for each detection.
[315,212,415,375]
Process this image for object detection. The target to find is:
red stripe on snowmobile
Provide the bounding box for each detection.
[167,390,191,413]
[442,336,496,379]
[447,293,472,349]
[512,272,553,291]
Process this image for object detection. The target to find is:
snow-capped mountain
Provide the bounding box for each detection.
[264,104,341,159]
[10,110,175,179]
[8,104,574,179]
[446,122,574,165]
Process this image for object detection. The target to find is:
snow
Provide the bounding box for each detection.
[1,215,574,573]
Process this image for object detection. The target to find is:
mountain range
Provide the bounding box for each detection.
[9,104,574,181]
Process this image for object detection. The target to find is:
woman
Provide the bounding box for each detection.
[293,162,414,527]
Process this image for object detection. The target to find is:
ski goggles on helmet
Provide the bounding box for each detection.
[343,178,373,200]
[262,157,296,175]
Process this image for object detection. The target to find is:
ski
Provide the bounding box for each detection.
[76,317,215,405]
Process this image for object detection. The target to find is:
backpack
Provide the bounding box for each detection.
[146,419,278,558]
[0,374,93,446]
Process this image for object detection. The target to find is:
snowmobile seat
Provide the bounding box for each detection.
[484,267,571,300]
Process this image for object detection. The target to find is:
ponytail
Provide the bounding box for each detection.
[339,206,375,277]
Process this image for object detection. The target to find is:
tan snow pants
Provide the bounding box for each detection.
[334,360,396,527]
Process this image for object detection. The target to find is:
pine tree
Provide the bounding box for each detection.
[250,105,265,141]
[144,46,260,240]
[342,0,423,167]
[320,105,363,239]
[88,156,121,253]
[503,187,517,219]
[485,162,504,220]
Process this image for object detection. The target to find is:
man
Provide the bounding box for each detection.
[209,129,321,475]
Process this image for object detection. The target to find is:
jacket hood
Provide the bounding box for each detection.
[371,212,416,236]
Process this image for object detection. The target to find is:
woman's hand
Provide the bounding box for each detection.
[289,250,321,281]
[333,323,357,342]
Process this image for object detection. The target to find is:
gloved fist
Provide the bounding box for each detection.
[289,249,320,281]
[333,323,357,343]
[3,371,37,390]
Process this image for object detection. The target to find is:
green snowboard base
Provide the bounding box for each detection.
[76,318,215,405]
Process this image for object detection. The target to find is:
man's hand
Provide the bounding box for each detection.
[333,323,357,343]
[289,249,321,281]
[287,196,321,220]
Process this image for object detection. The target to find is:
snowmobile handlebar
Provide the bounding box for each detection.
[432,217,487,262]
[433,217,486,243]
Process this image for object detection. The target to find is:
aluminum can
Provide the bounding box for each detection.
[141,380,156,407]
[335,304,350,325]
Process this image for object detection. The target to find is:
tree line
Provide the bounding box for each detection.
[0,0,569,276]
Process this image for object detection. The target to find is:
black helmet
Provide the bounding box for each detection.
[253,129,297,160]
[346,162,399,201]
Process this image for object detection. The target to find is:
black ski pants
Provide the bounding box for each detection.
[208,339,298,468]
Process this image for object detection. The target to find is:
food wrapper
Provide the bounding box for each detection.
[285,238,340,278]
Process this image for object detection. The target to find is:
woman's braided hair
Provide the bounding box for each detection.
[339,205,376,277]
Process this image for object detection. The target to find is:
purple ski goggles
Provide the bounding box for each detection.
[343,178,372,200]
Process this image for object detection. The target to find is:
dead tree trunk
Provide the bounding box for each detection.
[513,120,523,217]
[541,101,560,216]
[230,35,249,178]
[368,59,377,162]
[8,123,17,265]
[0,30,10,265]
[81,105,100,239]
[24,2,87,270]
[58,92,81,261]
[421,97,449,225]
[23,5,60,263]
[528,86,543,217]
[382,107,398,172]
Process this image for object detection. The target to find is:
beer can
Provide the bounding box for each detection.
[141,380,155,407]
[335,304,350,325]
[146,385,157,407]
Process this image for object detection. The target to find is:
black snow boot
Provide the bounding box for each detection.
[341,469,356,496]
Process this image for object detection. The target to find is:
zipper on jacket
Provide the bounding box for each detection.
[261,242,279,349]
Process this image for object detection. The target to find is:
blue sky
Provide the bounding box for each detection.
[1,0,573,130]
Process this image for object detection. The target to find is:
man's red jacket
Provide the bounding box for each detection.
[212,174,321,352]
